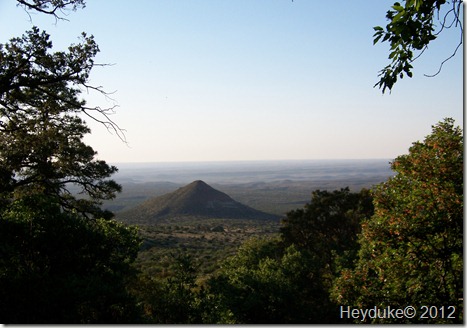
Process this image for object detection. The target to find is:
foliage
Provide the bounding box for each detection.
[281,187,374,272]
[134,218,280,278]
[278,188,374,322]
[132,253,234,324]
[373,0,463,93]
[207,237,316,323]
[331,118,463,323]
[0,27,122,218]
[0,2,142,324]
[132,254,198,323]
[0,195,141,323]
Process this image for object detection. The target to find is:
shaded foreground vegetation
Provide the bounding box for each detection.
[0,119,464,324]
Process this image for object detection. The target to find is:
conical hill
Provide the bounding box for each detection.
[117,180,279,224]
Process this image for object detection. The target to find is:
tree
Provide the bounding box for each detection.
[132,253,235,324]
[280,187,374,286]
[0,27,122,218]
[136,253,200,324]
[281,188,374,271]
[0,194,141,323]
[207,237,316,324]
[331,118,463,323]
[0,1,143,323]
[279,187,374,322]
[373,0,463,93]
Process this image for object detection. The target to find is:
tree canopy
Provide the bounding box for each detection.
[0,194,141,323]
[0,27,123,218]
[331,118,463,323]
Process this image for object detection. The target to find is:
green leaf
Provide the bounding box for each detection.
[373,34,383,45]
[391,4,404,12]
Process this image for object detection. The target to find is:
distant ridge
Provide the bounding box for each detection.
[117,180,280,224]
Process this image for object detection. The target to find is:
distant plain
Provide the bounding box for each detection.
[106,159,394,216]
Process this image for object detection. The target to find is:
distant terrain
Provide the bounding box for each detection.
[106,159,394,279]
[105,159,394,216]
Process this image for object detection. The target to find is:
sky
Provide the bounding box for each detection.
[0,0,464,163]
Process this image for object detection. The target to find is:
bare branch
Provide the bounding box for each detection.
[1,28,127,144]
[16,0,85,21]
[82,105,128,144]
[424,1,463,77]
[424,38,463,77]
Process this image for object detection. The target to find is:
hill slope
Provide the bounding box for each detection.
[117,180,280,224]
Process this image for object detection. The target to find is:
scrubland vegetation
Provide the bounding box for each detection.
[134,218,280,278]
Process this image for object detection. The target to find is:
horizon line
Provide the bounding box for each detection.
[110,158,393,165]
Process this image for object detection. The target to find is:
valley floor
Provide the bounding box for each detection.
[135,218,281,279]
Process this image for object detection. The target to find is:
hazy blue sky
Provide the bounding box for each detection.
[0,1,463,163]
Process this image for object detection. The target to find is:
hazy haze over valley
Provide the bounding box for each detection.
[112,159,393,185]
[106,159,394,216]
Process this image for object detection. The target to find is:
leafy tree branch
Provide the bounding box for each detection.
[374,0,463,93]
